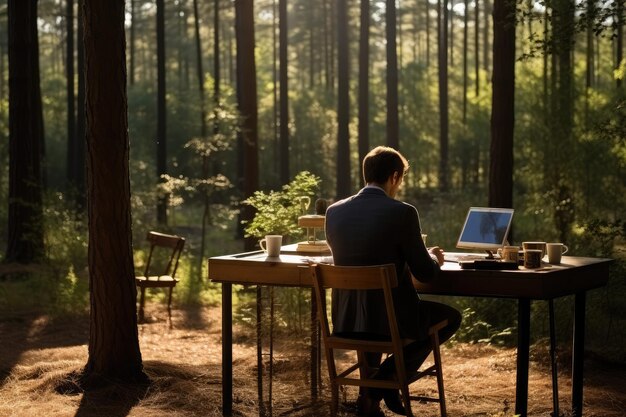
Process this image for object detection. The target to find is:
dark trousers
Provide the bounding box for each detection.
[364,300,462,393]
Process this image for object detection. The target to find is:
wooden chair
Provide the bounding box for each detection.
[135,231,185,326]
[309,263,448,417]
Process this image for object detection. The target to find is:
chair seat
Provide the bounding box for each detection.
[136,275,178,288]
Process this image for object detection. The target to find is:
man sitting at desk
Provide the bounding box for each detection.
[325,146,462,416]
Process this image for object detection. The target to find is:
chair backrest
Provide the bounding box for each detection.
[310,263,401,342]
[142,231,185,277]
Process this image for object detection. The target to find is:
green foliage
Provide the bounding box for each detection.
[452,307,515,346]
[242,171,321,239]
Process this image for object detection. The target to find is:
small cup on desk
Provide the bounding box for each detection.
[547,243,568,264]
[498,245,520,263]
[524,249,543,269]
[522,241,547,259]
[259,235,282,257]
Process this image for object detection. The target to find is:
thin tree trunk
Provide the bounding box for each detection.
[66,0,76,190]
[463,0,468,123]
[76,0,86,206]
[336,0,351,199]
[482,0,490,74]
[129,0,135,86]
[235,0,260,251]
[437,0,450,191]
[279,0,289,184]
[7,0,45,264]
[617,0,623,88]
[386,0,399,150]
[358,0,370,188]
[83,0,145,381]
[156,0,168,225]
[475,0,480,95]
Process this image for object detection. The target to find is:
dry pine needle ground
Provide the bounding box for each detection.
[0,304,625,417]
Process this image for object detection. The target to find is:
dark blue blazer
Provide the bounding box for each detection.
[325,186,440,339]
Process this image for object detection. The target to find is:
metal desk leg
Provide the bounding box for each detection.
[572,291,586,417]
[257,287,266,416]
[549,299,560,417]
[515,298,531,417]
[310,288,319,399]
[222,283,233,416]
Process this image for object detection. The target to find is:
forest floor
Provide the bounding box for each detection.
[0,303,625,417]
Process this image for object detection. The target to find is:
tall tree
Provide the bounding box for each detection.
[358,0,370,188]
[156,0,168,225]
[82,0,145,381]
[235,0,260,251]
[6,0,45,264]
[129,0,136,86]
[386,0,399,149]
[75,0,86,205]
[66,0,76,191]
[463,0,469,123]
[488,0,515,210]
[617,0,624,88]
[437,0,450,190]
[279,0,289,184]
[475,0,480,95]
[336,0,351,199]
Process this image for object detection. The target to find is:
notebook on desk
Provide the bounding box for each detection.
[445,207,515,264]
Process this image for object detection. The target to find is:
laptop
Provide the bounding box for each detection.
[447,207,514,262]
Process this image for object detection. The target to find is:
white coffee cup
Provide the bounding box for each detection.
[546,243,568,264]
[259,235,282,257]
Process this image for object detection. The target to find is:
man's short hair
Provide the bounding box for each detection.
[362,146,409,184]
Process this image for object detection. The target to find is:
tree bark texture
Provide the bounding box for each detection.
[336,0,351,199]
[279,0,289,184]
[156,0,168,225]
[83,0,144,381]
[75,0,87,207]
[235,0,260,251]
[488,0,515,210]
[358,0,370,188]
[6,0,45,263]
[437,0,450,191]
[386,0,399,150]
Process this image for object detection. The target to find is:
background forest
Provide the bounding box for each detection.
[0,0,625,365]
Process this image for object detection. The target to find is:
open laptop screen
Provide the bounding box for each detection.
[456,207,514,251]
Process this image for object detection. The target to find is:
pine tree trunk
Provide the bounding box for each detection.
[437,0,450,191]
[235,0,260,251]
[358,0,370,188]
[336,0,351,199]
[386,0,399,150]
[279,0,289,184]
[6,0,45,264]
[83,0,145,381]
[156,0,168,225]
[488,0,515,210]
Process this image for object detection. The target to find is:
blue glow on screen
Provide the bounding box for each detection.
[459,211,513,245]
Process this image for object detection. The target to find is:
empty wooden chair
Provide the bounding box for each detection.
[309,263,448,417]
[135,231,185,326]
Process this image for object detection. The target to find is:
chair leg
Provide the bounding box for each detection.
[138,286,146,322]
[167,287,174,328]
[400,382,414,417]
[330,382,338,417]
[431,334,447,417]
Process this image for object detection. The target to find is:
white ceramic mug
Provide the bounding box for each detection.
[547,243,569,264]
[259,235,282,257]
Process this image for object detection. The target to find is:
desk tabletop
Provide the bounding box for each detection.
[208,249,613,300]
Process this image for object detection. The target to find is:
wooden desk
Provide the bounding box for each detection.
[209,250,612,417]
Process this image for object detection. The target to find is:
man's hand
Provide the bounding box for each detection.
[429,246,445,266]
